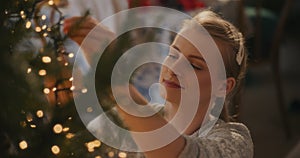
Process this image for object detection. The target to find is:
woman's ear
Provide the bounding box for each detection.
[226,77,236,95]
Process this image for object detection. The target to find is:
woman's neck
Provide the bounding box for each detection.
[163,101,204,135]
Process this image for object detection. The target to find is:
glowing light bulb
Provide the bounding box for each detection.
[25,21,31,29]
[42,56,51,63]
[68,53,74,58]
[70,86,75,91]
[69,77,73,81]
[53,124,63,134]
[48,0,54,5]
[81,88,88,93]
[38,69,47,76]
[19,140,28,150]
[118,152,127,158]
[35,27,41,32]
[108,151,114,157]
[43,88,50,94]
[62,127,69,132]
[36,110,44,118]
[41,15,46,20]
[51,145,60,155]
[27,68,32,74]
[86,107,93,113]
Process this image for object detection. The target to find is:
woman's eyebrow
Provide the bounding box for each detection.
[189,55,206,63]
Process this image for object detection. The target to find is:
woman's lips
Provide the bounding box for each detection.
[162,79,182,89]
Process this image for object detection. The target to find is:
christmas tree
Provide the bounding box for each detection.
[0,0,127,157]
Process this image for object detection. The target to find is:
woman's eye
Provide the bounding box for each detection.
[191,63,203,70]
[167,54,178,59]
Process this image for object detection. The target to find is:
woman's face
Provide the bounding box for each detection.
[159,34,212,106]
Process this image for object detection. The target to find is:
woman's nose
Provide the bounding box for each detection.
[165,54,189,77]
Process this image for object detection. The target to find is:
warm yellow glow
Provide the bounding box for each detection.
[93,140,101,147]
[38,69,47,76]
[36,110,44,118]
[64,62,69,66]
[88,147,95,153]
[35,27,41,32]
[68,53,74,58]
[51,145,60,155]
[86,140,101,153]
[41,15,47,20]
[42,56,51,63]
[43,88,50,94]
[43,33,48,37]
[48,0,54,5]
[69,77,73,81]
[27,68,32,74]
[118,152,127,158]
[86,107,93,113]
[25,21,31,29]
[53,124,63,134]
[42,25,47,30]
[95,156,102,158]
[81,88,88,93]
[108,151,114,157]
[19,140,28,150]
[20,11,24,15]
[26,115,33,122]
[68,117,72,120]
[70,86,75,91]
[66,133,75,139]
[62,127,69,132]
[52,87,57,92]
[30,124,36,128]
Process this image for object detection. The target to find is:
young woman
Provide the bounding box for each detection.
[66,10,253,158]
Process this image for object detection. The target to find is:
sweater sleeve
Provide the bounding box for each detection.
[178,122,253,158]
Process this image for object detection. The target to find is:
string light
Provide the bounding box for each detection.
[57,56,63,61]
[81,88,88,94]
[26,114,33,122]
[70,86,75,91]
[86,140,101,153]
[52,87,57,92]
[53,124,63,134]
[27,68,32,74]
[38,69,47,76]
[64,62,69,66]
[19,140,28,150]
[86,107,93,113]
[42,56,51,63]
[43,33,48,37]
[25,21,31,29]
[51,145,60,155]
[62,127,69,132]
[36,110,44,118]
[68,53,74,58]
[69,77,73,81]
[108,151,115,157]
[66,133,75,139]
[95,156,102,158]
[42,25,47,30]
[41,15,47,20]
[43,88,50,94]
[118,152,127,158]
[35,27,42,32]
[48,0,54,6]
[30,124,36,128]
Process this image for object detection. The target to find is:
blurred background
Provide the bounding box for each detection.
[1,0,300,157]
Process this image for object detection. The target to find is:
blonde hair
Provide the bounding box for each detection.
[185,10,248,121]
